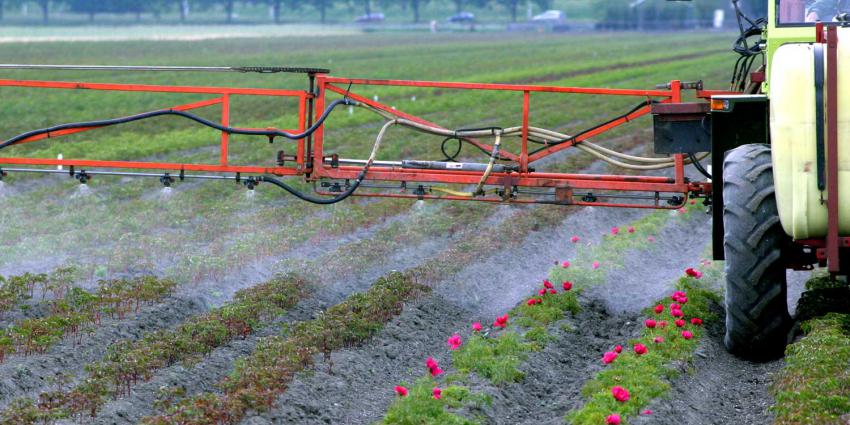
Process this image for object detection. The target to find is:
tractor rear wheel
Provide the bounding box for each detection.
[722,143,793,360]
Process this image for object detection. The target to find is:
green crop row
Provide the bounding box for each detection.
[0,273,176,362]
[141,271,429,425]
[0,274,309,424]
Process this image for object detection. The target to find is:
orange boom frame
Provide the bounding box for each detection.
[0,66,729,209]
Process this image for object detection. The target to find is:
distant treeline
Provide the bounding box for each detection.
[596,0,766,30]
[0,0,767,25]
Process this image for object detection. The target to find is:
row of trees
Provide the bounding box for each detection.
[0,0,557,24]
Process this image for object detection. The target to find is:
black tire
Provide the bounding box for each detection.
[723,143,792,360]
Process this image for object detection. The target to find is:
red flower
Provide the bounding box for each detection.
[634,343,647,355]
[628,226,636,233]
[670,303,681,310]
[658,320,668,328]
[548,289,557,295]
[671,309,684,318]
[675,319,686,328]
[570,235,580,243]
[527,298,538,306]
[611,226,620,235]
[430,366,444,376]
[654,336,664,344]
[685,268,699,277]
[562,281,573,291]
[611,386,630,402]
[602,351,619,364]
[426,357,438,369]
[606,414,622,425]
[671,291,687,300]
[614,345,623,353]
[394,386,408,397]
[543,279,554,289]
[645,319,657,329]
[678,296,689,304]
[493,314,509,328]
[592,261,601,270]
[447,334,462,350]
[654,304,664,314]
[690,318,703,326]
[538,289,547,296]
[562,261,570,268]
[472,322,482,332]
[537,298,543,304]
[644,410,653,415]
[682,330,694,340]
[432,387,442,400]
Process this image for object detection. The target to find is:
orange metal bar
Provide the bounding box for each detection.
[221,94,230,166]
[0,79,307,97]
[296,94,307,172]
[312,77,327,174]
[7,97,224,147]
[526,104,652,163]
[520,91,530,173]
[324,83,521,163]
[321,77,675,97]
[0,157,299,175]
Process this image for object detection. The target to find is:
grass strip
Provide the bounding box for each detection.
[140,271,429,425]
[566,272,720,425]
[381,376,491,425]
[770,312,850,425]
[0,273,309,424]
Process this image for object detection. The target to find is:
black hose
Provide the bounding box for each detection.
[688,153,712,180]
[260,170,367,205]
[0,98,356,151]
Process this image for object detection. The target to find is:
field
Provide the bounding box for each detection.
[0,30,844,425]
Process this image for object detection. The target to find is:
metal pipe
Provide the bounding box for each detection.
[0,64,330,74]
[0,167,239,181]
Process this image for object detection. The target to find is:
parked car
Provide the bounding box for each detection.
[532,10,566,23]
[448,12,475,23]
[356,12,385,23]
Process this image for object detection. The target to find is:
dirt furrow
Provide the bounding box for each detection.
[0,296,205,410]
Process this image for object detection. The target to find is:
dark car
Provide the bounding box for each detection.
[448,12,475,23]
[356,12,385,23]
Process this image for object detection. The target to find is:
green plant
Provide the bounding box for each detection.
[382,376,485,425]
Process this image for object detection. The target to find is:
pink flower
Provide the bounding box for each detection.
[647,236,656,243]
[671,291,687,300]
[602,351,619,364]
[493,314,509,328]
[694,271,703,279]
[654,336,664,344]
[562,261,570,268]
[634,343,647,355]
[611,226,620,235]
[592,261,600,270]
[543,279,554,289]
[678,207,687,214]
[611,386,630,402]
[645,319,657,329]
[691,318,703,326]
[671,309,684,318]
[628,226,635,233]
[685,268,699,277]
[447,334,462,350]
[430,366,444,376]
[675,319,686,328]
[538,289,547,296]
[394,386,408,397]
[658,320,668,328]
[643,410,653,415]
[606,414,622,425]
[570,235,580,243]
[654,304,664,314]
[548,289,556,295]
[562,281,573,291]
[426,357,438,369]
[670,303,681,310]
[682,330,694,340]
[472,322,482,332]
[614,345,623,353]
[432,387,442,400]
[679,296,689,304]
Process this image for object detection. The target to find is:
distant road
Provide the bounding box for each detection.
[0,25,361,42]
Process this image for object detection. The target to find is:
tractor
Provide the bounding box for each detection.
[0,0,843,360]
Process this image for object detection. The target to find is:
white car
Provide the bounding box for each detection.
[532,10,566,23]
